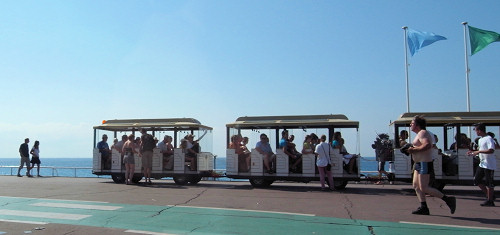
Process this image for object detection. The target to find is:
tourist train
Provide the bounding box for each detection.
[92,112,500,189]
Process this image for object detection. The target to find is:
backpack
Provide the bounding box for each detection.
[141,134,156,152]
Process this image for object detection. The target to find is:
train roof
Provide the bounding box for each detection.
[94,118,213,131]
[226,114,359,129]
[391,111,500,126]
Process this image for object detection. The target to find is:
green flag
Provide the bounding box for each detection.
[468,25,500,55]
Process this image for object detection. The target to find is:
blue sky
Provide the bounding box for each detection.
[1,1,500,159]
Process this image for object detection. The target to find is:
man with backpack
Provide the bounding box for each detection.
[140,128,155,184]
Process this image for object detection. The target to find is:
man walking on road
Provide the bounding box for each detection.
[467,123,496,207]
[408,115,456,215]
[18,138,32,177]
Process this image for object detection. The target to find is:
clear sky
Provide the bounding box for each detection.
[1,1,500,159]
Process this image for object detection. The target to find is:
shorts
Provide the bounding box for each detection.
[141,151,153,169]
[474,167,495,188]
[123,153,135,164]
[30,157,41,165]
[413,162,434,175]
[378,161,386,172]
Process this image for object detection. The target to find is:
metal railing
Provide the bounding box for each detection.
[0,166,94,178]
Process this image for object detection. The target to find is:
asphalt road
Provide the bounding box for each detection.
[0,176,498,235]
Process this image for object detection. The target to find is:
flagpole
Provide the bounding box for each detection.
[403,26,410,113]
[463,22,472,138]
[462,22,471,112]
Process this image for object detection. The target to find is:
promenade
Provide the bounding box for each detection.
[0,177,498,235]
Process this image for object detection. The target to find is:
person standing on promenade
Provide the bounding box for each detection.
[140,128,155,184]
[467,123,497,207]
[315,135,335,191]
[408,115,456,215]
[122,134,137,185]
[30,140,42,177]
[17,138,32,177]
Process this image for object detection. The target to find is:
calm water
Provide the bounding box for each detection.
[0,156,379,178]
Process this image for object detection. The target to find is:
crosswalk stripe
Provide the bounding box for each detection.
[31,202,122,211]
[125,230,176,235]
[0,209,90,220]
[0,219,48,225]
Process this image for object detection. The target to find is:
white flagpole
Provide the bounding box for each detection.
[463,22,472,137]
[403,26,410,113]
[462,22,471,112]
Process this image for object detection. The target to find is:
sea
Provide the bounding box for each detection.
[0,156,379,178]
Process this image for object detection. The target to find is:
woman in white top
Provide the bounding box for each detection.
[30,141,41,177]
[315,135,335,191]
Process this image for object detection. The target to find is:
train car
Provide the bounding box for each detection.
[92,118,214,185]
[225,114,361,189]
[391,112,500,189]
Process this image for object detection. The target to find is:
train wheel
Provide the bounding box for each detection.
[249,179,273,188]
[131,174,143,183]
[111,174,125,184]
[249,178,266,187]
[189,176,202,185]
[173,176,189,185]
[334,180,348,190]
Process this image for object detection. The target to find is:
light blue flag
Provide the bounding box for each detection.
[407,28,447,56]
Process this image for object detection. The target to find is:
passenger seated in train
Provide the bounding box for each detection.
[487,132,500,149]
[301,135,315,154]
[97,134,111,170]
[331,132,342,149]
[180,137,197,171]
[279,130,302,173]
[229,135,251,172]
[256,134,276,174]
[241,137,252,171]
[340,138,358,174]
[286,135,302,173]
[449,133,471,150]
[158,135,174,170]
[399,130,409,147]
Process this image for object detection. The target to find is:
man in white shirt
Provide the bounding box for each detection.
[468,123,497,207]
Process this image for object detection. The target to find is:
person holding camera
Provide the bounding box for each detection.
[315,135,335,191]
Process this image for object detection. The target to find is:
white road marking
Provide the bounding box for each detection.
[125,230,176,235]
[0,209,90,220]
[0,219,48,225]
[31,202,122,211]
[168,205,316,216]
[400,221,500,231]
[0,196,110,204]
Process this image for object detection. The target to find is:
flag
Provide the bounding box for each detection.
[407,28,447,56]
[468,25,500,55]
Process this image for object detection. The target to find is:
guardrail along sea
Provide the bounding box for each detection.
[0,157,380,178]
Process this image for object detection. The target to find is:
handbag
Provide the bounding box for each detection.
[321,143,332,171]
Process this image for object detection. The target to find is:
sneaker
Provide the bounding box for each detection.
[411,206,430,215]
[480,200,495,207]
[444,196,456,214]
[27,174,34,178]
[17,174,22,177]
